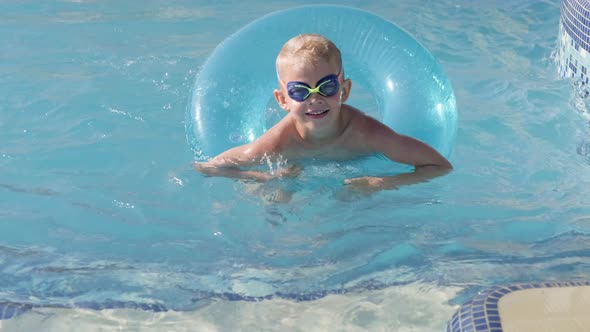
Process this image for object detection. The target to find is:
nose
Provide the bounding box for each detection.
[307,93,325,105]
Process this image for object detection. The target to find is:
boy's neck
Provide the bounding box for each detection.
[294,109,351,145]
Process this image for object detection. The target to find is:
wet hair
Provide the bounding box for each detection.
[276,34,342,78]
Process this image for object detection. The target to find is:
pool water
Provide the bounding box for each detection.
[2,0,590,331]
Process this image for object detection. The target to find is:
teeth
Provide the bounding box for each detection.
[307,109,328,115]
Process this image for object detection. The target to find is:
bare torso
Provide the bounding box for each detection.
[263,104,380,161]
[196,103,452,189]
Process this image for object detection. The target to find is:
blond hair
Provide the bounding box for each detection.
[276,34,342,77]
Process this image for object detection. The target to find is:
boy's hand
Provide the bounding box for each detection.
[192,161,210,173]
[343,176,397,192]
[193,162,302,182]
[335,176,397,201]
[275,164,303,178]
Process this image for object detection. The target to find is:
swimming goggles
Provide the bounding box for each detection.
[284,70,342,102]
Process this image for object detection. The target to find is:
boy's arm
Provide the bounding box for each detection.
[345,121,452,191]
[194,143,301,182]
[195,160,301,182]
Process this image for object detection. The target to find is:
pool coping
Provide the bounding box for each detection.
[446,280,590,332]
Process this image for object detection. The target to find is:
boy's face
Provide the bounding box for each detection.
[274,59,351,135]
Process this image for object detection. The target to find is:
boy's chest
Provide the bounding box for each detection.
[282,134,371,161]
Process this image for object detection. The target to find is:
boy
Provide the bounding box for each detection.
[194,34,452,192]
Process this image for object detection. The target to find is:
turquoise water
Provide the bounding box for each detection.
[2,0,590,330]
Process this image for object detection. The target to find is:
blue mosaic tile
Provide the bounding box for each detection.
[0,300,172,321]
[446,280,590,332]
[476,323,491,331]
[562,0,590,54]
[485,303,498,310]
[0,303,33,320]
[460,317,472,327]
[473,311,485,319]
[474,318,488,325]
[461,326,475,332]
[489,322,502,329]
[487,309,499,316]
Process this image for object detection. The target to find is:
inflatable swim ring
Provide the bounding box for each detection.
[187,5,457,161]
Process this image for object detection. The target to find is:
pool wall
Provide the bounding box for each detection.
[556,0,590,82]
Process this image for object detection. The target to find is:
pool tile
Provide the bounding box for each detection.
[446,280,590,332]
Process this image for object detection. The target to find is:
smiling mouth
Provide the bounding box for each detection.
[305,109,330,117]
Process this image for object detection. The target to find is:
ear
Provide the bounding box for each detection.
[340,78,352,103]
[274,88,290,112]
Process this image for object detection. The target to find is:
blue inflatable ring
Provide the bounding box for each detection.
[187,5,457,160]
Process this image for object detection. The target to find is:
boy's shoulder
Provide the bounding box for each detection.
[342,105,387,133]
[341,105,400,148]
